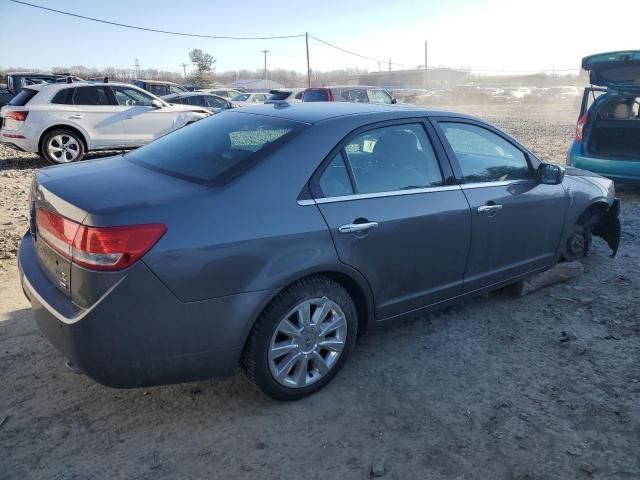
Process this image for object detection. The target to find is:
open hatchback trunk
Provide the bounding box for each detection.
[581,51,640,161]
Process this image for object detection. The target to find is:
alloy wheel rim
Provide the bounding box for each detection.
[268,296,347,389]
[48,135,80,163]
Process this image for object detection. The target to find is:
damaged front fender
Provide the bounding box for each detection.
[592,198,621,257]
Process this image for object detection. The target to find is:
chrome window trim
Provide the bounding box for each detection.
[461,179,534,189]
[297,185,462,206]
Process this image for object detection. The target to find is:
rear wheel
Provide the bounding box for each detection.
[41,129,85,164]
[242,276,357,401]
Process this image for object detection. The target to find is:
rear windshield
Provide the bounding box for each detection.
[303,89,329,102]
[126,113,306,185]
[8,88,38,106]
[268,91,291,101]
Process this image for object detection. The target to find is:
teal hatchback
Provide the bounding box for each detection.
[568,50,640,182]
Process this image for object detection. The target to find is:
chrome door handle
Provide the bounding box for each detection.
[338,222,378,234]
[477,204,503,214]
[69,115,83,119]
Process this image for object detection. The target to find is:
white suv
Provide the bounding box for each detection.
[0,81,210,163]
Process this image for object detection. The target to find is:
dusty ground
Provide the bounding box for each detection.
[1,104,639,479]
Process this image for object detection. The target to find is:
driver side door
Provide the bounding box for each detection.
[110,86,178,147]
[433,118,568,292]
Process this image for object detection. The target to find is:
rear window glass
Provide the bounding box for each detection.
[126,113,306,184]
[8,88,37,106]
[303,89,329,102]
[269,92,291,101]
[51,88,74,104]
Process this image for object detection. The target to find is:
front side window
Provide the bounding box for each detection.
[71,86,112,106]
[368,89,392,104]
[232,93,250,102]
[343,124,443,194]
[126,113,305,184]
[187,95,206,106]
[439,122,531,183]
[206,96,226,108]
[111,86,155,107]
[169,85,187,94]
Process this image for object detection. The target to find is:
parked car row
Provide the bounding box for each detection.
[0,80,210,163]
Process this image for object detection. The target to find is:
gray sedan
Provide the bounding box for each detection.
[18,103,621,400]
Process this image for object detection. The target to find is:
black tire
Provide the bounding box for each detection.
[241,275,358,401]
[561,224,592,262]
[41,129,85,164]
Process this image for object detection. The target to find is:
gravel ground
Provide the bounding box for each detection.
[1,104,639,479]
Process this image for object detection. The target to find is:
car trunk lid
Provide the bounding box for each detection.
[31,155,207,300]
[582,50,640,90]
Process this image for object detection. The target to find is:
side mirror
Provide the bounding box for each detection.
[391,97,398,104]
[537,163,564,185]
[151,99,163,109]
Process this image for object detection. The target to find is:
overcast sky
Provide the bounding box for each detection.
[2,0,639,75]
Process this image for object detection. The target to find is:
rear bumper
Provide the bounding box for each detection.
[0,134,37,153]
[568,142,640,182]
[18,232,277,388]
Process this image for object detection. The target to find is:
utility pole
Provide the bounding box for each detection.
[131,58,141,79]
[377,60,382,73]
[305,33,311,88]
[424,40,428,88]
[388,58,391,72]
[260,49,269,89]
[180,62,188,79]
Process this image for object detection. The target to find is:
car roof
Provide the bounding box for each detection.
[224,102,477,124]
[136,80,182,86]
[21,81,146,92]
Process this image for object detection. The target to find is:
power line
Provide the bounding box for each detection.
[308,34,411,67]
[9,0,306,40]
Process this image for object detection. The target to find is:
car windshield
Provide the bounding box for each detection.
[232,93,250,101]
[126,113,306,185]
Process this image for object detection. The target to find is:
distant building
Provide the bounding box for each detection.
[354,67,471,88]
[232,79,284,91]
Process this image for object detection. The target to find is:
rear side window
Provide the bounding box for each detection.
[126,113,306,184]
[319,153,354,197]
[8,88,37,106]
[51,88,74,104]
[72,86,112,106]
[343,124,443,194]
[303,89,329,102]
[439,122,531,183]
[147,84,169,96]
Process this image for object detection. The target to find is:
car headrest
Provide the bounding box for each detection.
[612,103,631,119]
[373,131,418,159]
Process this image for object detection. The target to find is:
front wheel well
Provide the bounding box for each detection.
[38,125,89,155]
[576,201,609,228]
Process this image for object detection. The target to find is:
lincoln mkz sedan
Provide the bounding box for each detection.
[18,103,621,400]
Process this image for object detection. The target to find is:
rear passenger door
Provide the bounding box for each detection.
[49,86,125,149]
[432,118,567,292]
[313,120,471,320]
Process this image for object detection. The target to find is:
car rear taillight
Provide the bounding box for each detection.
[576,113,588,141]
[36,209,166,271]
[5,111,29,122]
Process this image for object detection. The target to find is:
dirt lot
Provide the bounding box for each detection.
[1,104,639,480]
